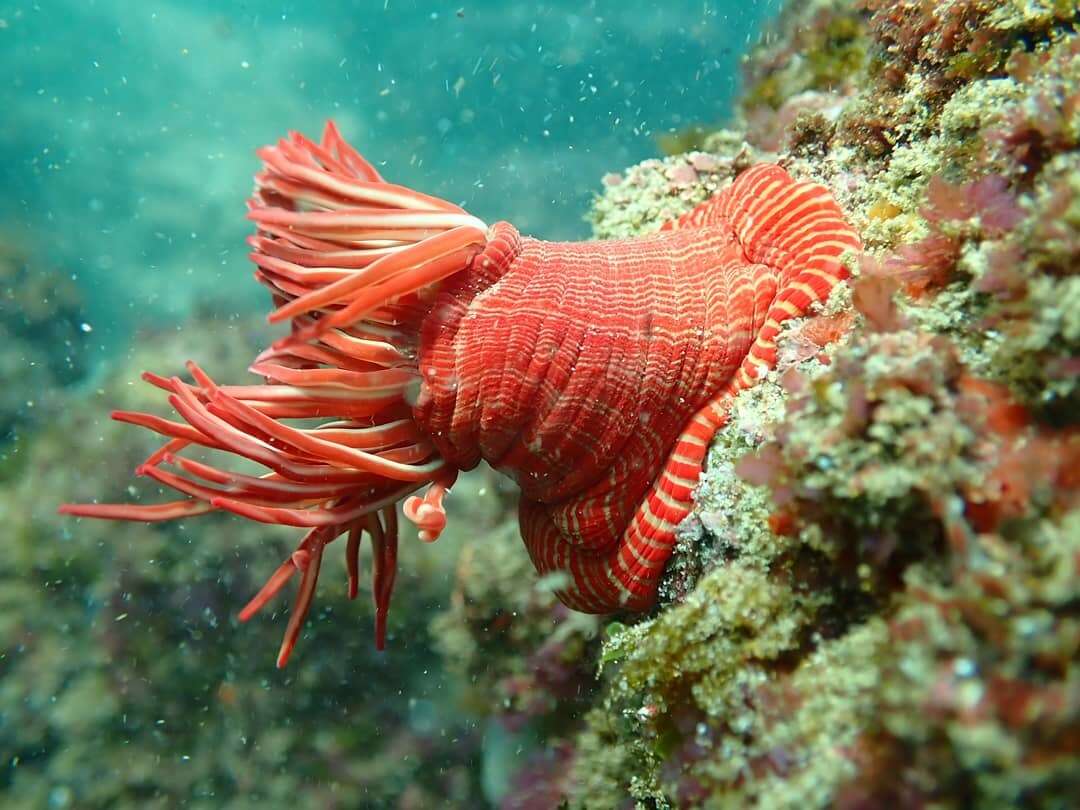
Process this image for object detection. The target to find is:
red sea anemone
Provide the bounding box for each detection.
[61,121,860,666]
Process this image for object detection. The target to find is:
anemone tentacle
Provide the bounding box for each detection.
[60,122,483,664]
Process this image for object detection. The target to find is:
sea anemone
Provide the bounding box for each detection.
[62,121,860,666]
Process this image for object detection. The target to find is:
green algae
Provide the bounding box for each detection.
[983,153,1080,420]
[588,146,754,241]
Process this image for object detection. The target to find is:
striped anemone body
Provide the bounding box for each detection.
[60,122,861,665]
[414,223,777,611]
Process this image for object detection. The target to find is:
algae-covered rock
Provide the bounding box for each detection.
[562,1,1080,807]
[589,145,757,240]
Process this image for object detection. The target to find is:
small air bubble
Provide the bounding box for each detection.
[80,322,92,333]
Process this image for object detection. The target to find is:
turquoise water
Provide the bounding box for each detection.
[3,0,779,361]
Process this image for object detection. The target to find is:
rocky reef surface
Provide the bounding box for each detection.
[3,1,1078,807]
[445,1,1080,807]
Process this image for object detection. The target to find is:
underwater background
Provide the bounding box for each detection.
[2,0,779,367]
[3,1,1079,808]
